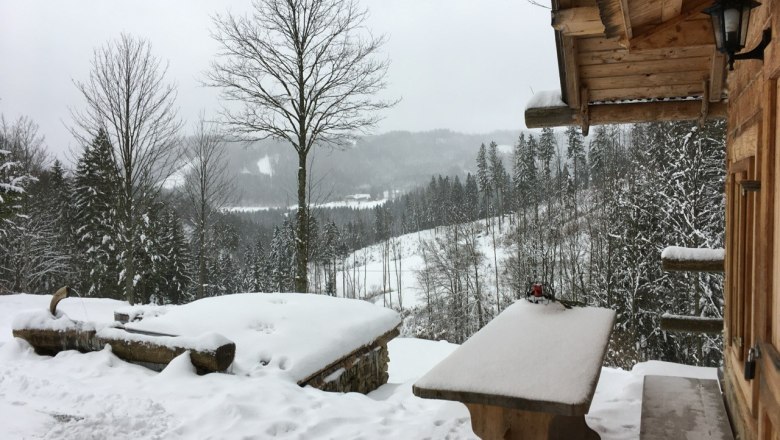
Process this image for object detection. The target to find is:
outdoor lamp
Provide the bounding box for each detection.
[704,0,771,70]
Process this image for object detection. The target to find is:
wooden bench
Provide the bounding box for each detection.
[413,300,616,440]
[640,375,734,440]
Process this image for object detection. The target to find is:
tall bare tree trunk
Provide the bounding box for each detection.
[295,153,308,293]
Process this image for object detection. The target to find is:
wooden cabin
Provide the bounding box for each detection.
[526,0,780,438]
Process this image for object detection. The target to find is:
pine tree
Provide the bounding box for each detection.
[156,210,191,304]
[73,130,123,298]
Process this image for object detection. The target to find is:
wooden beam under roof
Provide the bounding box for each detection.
[553,6,605,36]
[661,0,683,22]
[630,16,714,50]
[525,99,727,128]
[597,0,633,45]
[629,0,713,49]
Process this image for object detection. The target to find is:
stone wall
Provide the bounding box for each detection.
[300,328,398,394]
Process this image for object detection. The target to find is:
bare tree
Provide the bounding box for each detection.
[71,34,182,304]
[0,115,48,175]
[208,0,395,293]
[182,113,234,299]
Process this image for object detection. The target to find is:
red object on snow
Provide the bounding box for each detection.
[532,284,543,298]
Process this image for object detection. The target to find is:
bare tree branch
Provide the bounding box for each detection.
[207,0,396,292]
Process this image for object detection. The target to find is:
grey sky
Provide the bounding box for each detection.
[0,0,559,161]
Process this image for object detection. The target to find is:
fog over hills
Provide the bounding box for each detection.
[226,129,526,207]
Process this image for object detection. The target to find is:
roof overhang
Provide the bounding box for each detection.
[526,0,727,134]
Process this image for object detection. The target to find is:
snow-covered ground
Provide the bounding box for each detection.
[223,196,387,213]
[336,220,513,310]
[0,294,717,439]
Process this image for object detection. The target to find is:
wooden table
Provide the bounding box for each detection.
[413,300,616,440]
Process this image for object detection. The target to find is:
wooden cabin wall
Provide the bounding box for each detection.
[725,1,780,438]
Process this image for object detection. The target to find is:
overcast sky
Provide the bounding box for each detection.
[0,0,559,160]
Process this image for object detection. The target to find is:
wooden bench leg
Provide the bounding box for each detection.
[466,404,600,440]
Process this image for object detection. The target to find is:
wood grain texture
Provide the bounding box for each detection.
[640,375,734,440]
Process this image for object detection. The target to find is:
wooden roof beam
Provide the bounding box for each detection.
[629,0,713,50]
[561,35,581,109]
[596,0,632,45]
[630,17,714,51]
[661,0,683,22]
[710,52,726,102]
[525,100,728,128]
[552,6,606,36]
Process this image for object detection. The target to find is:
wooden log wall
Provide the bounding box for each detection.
[723,0,780,438]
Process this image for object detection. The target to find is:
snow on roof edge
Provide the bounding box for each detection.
[526,90,566,110]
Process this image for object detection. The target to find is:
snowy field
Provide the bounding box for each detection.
[0,294,717,439]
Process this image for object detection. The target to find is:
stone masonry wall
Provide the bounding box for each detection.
[304,344,390,394]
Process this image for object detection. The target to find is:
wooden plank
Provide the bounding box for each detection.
[629,0,712,48]
[596,0,632,43]
[589,83,705,101]
[732,124,759,165]
[577,36,627,53]
[755,78,777,349]
[660,315,724,334]
[724,360,759,440]
[466,404,599,440]
[629,15,714,51]
[759,342,780,436]
[578,46,713,65]
[640,375,734,440]
[580,56,710,77]
[553,7,605,36]
[660,0,682,22]
[584,70,708,90]
[525,100,727,128]
[661,257,724,272]
[563,35,581,109]
[710,52,726,102]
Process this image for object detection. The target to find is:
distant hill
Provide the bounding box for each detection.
[224,129,527,206]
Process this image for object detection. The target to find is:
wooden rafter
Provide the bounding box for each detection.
[596,0,633,44]
[661,0,683,22]
[710,51,726,102]
[525,100,728,128]
[629,0,713,49]
[630,17,714,51]
[552,6,605,36]
[562,35,581,109]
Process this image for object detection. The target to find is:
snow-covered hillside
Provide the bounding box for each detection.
[335,217,512,311]
[0,294,717,439]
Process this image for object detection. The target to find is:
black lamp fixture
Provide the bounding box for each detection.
[704,0,771,70]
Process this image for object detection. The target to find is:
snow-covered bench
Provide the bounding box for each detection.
[640,375,733,440]
[413,300,615,440]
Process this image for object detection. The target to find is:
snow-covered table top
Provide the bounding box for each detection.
[124,293,402,383]
[413,300,616,416]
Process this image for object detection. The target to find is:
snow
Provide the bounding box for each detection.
[414,300,616,406]
[97,327,232,353]
[222,197,387,213]
[525,90,566,109]
[125,293,402,382]
[12,309,92,332]
[0,294,718,439]
[221,206,272,213]
[256,154,274,176]
[114,303,171,322]
[661,246,725,262]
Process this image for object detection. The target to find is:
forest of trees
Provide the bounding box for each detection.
[0,108,725,369]
[396,121,726,369]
